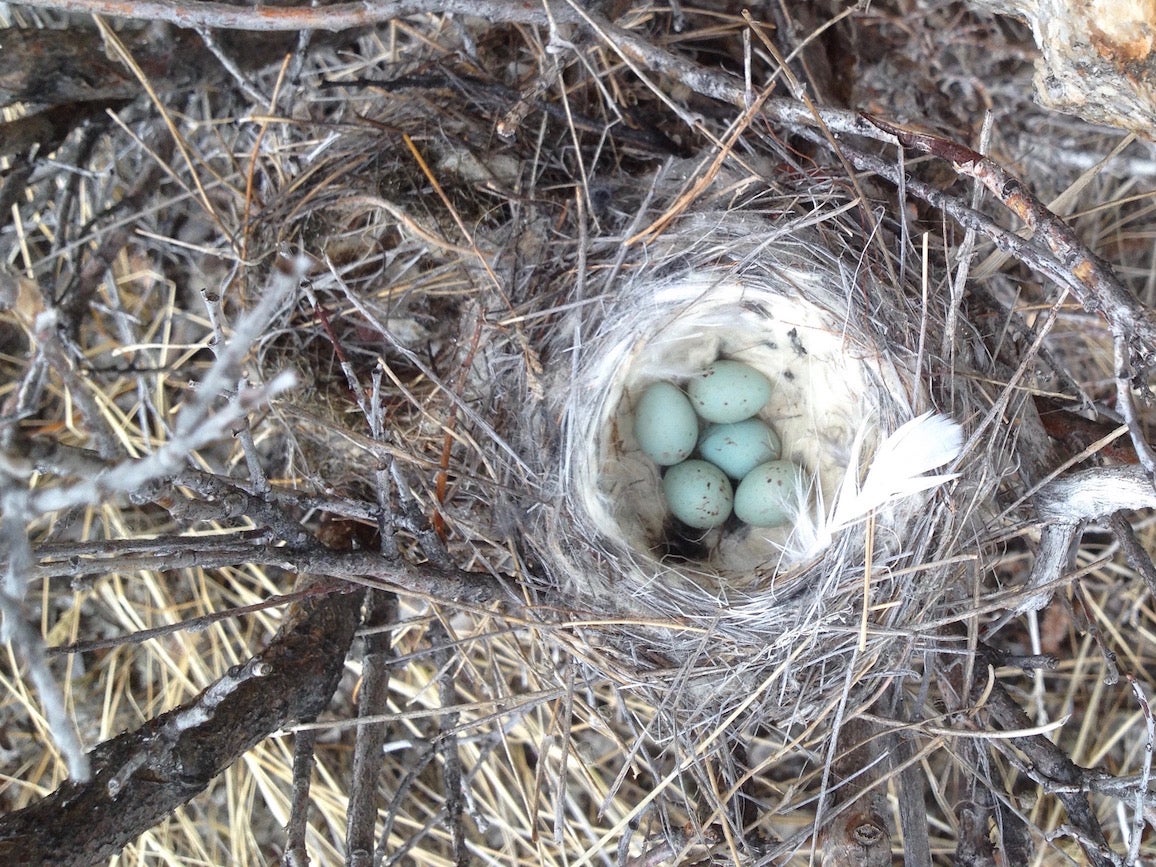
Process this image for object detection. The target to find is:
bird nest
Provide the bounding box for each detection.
[537,195,987,732]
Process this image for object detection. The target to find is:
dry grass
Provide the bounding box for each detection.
[3,1,1156,865]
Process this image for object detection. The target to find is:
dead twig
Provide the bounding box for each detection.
[976,667,1117,867]
[47,581,349,657]
[1109,514,1156,602]
[345,591,398,866]
[283,727,319,867]
[14,0,559,31]
[430,620,469,867]
[863,115,1156,479]
[862,116,1156,347]
[1126,677,1155,865]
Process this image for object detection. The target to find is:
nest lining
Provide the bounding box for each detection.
[557,228,952,584]
[581,272,886,581]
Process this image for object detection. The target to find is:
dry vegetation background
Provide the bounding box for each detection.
[3,0,1156,865]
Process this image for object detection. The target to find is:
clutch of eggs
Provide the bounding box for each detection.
[633,360,808,531]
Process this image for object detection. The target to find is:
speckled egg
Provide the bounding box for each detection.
[632,381,699,465]
[698,418,782,480]
[662,460,733,529]
[686,360,772,423]
[733,460,804,527]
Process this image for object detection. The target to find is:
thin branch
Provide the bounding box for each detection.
[28,372,294,517]
[196,26,270,105]
[1125,677,1155,866]
[1114,336,1156,475]
[430,620,469,867]
[1109,514,1156,602]
[377,741,437,864]
[283,727,318,867]
[1,468,91,781]
[200,286,271,494]
[170,470,310,546]
[345,591,397,866]
[863,115,1156,351]
[977,671,1117,867]
[888,690,933,867]
[0,589,91,781]
[49,581,346,657]
[30,531,522,614]
[13,0,559,31]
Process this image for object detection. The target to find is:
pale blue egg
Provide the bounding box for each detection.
[686,360,772,423]
[662,460,733,529]
[698,419,782,479]
[733,460,804,527]
[633,381,698,465]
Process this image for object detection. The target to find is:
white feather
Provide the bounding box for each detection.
[790,412,963,560]
[832,411,963,526]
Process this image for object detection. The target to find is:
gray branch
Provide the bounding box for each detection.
[0,584,365,866]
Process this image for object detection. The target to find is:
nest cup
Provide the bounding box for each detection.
[537,203,977,731]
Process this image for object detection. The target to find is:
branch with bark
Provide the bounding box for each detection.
[0,580,365,866]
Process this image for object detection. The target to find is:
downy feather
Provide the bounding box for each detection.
[788,412,963,561]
